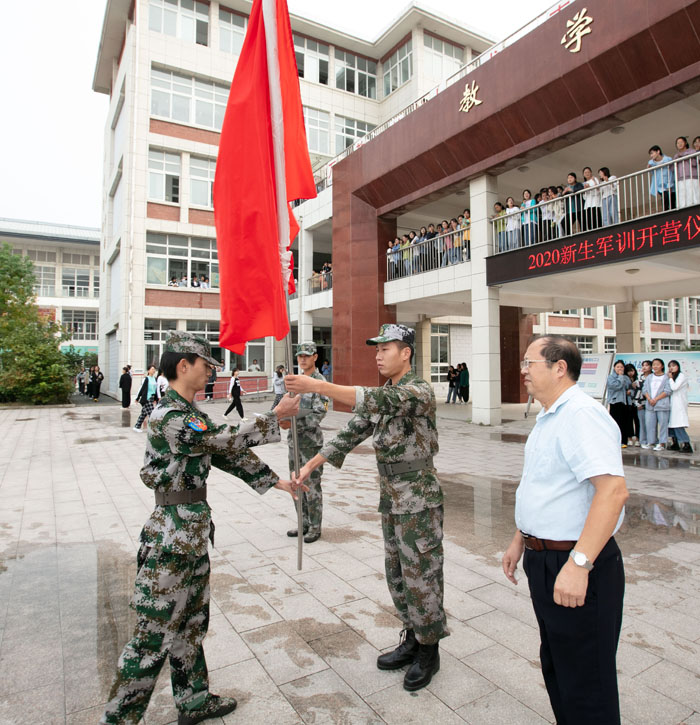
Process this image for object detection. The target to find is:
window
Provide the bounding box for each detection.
[151,67,229,130]
[649,300,669,323]
[674,298,681,324]
[303,107,330,155]
[293,35,329,85]
[148,0,209,45]
[93,271,100,298]
[659,339,682,351]
[186,320,222,365]
[146,232,219,288]
[62,310,98,340]
[190,156,215,208]
[582,307,594,317]
[334,49,377,99]
[335,116,375,155]
[231,338,266,372]
[430,324,449,382]
[603,305,614,319]
[144,318,178,368]
[604,337,616,354]
[26,250,56,263]
[383,39,413,97]
[62,253,91,266]
[33,265,56,296]
[148,149,180,203]
[552,309,579,315]
[62,268,90,297]
[423,34,462,80]
[219,7,246,54]
[571,336,593,353]
[690,297,700,326]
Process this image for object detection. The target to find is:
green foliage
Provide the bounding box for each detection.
[0,243,75,404]
[61,346,100,375]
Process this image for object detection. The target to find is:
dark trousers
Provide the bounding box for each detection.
[121,389,131,408]
[609,402,630,442]
[224,396,244,418]
[524,538,624,725]
[460,385,469,403]
[204,383,214,400]
[628,405,640,439]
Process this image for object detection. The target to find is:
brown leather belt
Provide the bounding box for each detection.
[522,533,576,552]
[154,486,207,506]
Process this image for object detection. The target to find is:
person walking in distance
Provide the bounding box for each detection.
[458,362,470,404]
[285,342,328,544]
[503,335,628,725]
[285,324,448,692]
[271,365,286,409]
[204,366,217,402]
[223,368,246,421]
[119,366,132,409]
[133,366,160,432]
[91,365,104,402]
[100,332,302,725]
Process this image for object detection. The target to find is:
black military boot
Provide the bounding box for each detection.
[178,695,237,725]
[377,629,418,670]
[669,437,680,451]
[287,526,309,537]
[681,442,694,453]
[403,642,440,691]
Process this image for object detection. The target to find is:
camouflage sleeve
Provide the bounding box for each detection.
[319,413,374,468]
[210,450,279,493]
[305,391,328,429]
[161,410,281,457]
[354,383,431,418]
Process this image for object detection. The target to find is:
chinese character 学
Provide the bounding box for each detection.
[561,8,593,53]
[459,80,483,114]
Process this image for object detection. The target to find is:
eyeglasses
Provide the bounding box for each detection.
[520,359,550,370]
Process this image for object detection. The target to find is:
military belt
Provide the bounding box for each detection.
[377,456,433,477]
[154,486,207,506]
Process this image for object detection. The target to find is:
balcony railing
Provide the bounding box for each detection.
[386,229,470,281]
[491,151,700,254]
[307,271,333,294]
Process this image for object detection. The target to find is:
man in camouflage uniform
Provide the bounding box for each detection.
[100,332,300,725]
[285,324,447,692]
[286,341,329,543]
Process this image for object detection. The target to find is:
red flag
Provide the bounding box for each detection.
[214,0,316,354]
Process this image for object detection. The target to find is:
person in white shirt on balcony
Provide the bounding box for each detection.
[582,166,602,232]
[598,167,619,227]
[673,136,700,208]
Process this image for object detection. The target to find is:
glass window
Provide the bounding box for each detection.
[430,323,449,382]
[63,253,91,266]
[604,337,616,354]
[33,265,56,296]
[571,336,593,353]
[603,305,614,319]
[144,319,178,368]
[302,106,330,155]
[582,307,593,317]
[219,7,246,55]
[150,67,229,131]
[649,300,669,323]
[334,49,377,99]
[93,271,100,298]
[423,33,463,81]
[62,309,99,340]
[659,339,682,351]
[231,338,266,372]
[293,34,329,85]
[146,232,218,288]
[149,0,208,45]
[26,250,57,262]
[383,39,413,96]
[148,149,181,203]
[62,268,90,297]
[190,156,215,207]
[334,115,375,155]
[673,298,681,324]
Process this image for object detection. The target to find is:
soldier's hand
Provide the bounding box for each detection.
[274,393,300,422]
[284,374,317,395]
[292,462,313,488]
[275,478,308,500]
[502,531,524,585]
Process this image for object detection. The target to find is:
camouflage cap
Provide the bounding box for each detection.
[296,341,318,356]
[366,323,415,347]
[163,331,221,366]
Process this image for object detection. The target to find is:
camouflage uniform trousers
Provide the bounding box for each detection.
[289,446,323,534]
[382,504,448,645]
[101,545,211,724]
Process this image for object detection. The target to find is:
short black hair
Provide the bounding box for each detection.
[530,334,582,381]
[567,171,577,180]
[394,340,414,364]
[159,351,199,381]
[652,357,665,372]
[598,167,611,178]
[648,145,662,154]
[614,359,626,369]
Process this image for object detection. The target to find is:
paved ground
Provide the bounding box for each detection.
[1,394,699,724]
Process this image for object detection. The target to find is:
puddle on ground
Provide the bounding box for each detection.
[75,435,127,444]
[488,432,530,444]
[623,451,700,471]
[15,417,36,421]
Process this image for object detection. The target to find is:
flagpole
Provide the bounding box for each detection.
[262,0,304,569]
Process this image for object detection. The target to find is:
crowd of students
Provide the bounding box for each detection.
[168,274,211,288]
[76,366,104,401]
[446,363,470,404]
[606,358,693,453]
[492,136,700,252]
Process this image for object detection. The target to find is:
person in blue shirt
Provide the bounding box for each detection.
[133,365,160,432]
[647,145,676,211]
[607,359,631,447]
[502,335,629,725]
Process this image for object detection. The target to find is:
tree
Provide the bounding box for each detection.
[0,244,74,404]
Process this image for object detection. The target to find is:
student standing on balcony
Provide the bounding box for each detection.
[504,197,521,250]
[673,136,700,208]
[647,145,676,211]
[598,167,619,226]
[520,189,537,246]
[582,166,602,231]
[492,202,507,252]
[562,172,584,236]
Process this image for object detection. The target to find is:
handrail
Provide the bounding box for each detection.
[386,227,470,281]
[308,0,579,192]
[307,271,333,294]
[490,151,700,254]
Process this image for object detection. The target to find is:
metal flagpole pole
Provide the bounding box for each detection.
[283,297,304,570]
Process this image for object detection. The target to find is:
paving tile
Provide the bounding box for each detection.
[203,613,255,671]
[344,571,396,610]
[241,621,329,685]
[457,689,551,724]
[626,600,700,642]
[469,582,537,626]
[635,660,700,711]
[467,610,541,660]
[293,567,364,608]
[365,682,466,725]
[621,620,700,675]
[439,618,494,660]
[331,598,404,650]
[269,591,347,642]
[444,583,495,621]
[244,562,306,601]
[614,641,661,678]
[618,677,694,725]
[280,667,384,724]
[0,680,65,725]
[425,648,496,710]
[313,549,376,581]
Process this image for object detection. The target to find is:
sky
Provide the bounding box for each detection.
[0,0,555,228]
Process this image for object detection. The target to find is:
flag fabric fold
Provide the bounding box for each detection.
[214,0,316,354]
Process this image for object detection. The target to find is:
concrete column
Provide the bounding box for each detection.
[616,301,641,353]
[469,174,501,425]
[415,318,431,381]
[297,225,314,343]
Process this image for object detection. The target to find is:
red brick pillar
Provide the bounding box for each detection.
[499,307,535,403]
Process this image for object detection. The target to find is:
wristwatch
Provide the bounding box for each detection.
[569,549,594,571]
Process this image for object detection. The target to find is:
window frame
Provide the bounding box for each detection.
[293,34,329,86]
[382,39,413,97]
[430,323,449,383]
[189,156,216,208]
[302,106,330,155]
[334,49,377,99]
[334,115,375,155]
[146,232,219,288]
[148,0,209,46]
[62,309,99,340]
[148,149,181,203]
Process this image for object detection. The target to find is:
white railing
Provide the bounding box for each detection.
[308,0,578,192]
[307,271,333,294]
[491,151,700,253]
[386,228,470,281]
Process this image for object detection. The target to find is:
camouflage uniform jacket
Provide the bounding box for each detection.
[140,388,281,557]
[320,371,441,514]
[288,369,328,450]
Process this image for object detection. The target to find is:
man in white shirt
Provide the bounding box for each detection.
[248,359,261,372]
[502,335,629,725]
